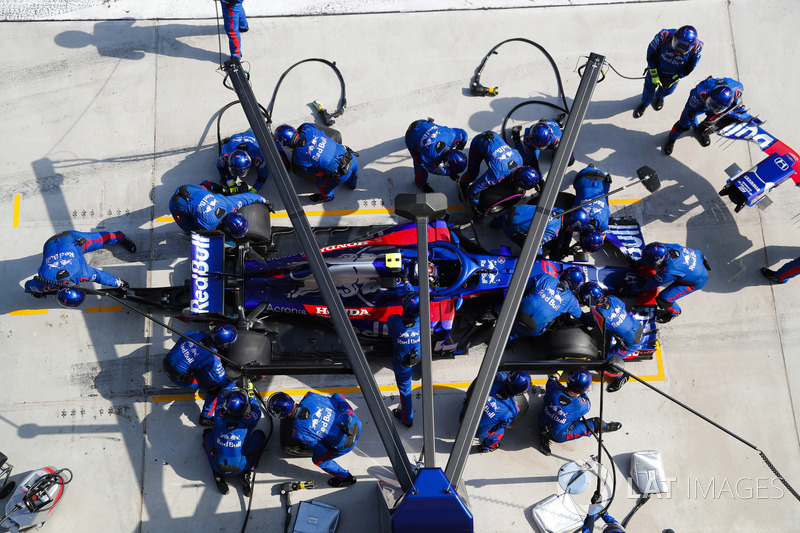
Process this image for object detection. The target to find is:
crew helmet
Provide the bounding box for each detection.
[566,370,592,394]
[228,150,251,179]
[511,166,541,191]
[579,282,606,306]
[560,266,586,292]
[706,85,735,115]
[671,25,698,54]
[504,371,532,396]
[443,150,467,174]
[221,212,248,239]
[402,292,420,318]
[274,124,297,147]
[57,287,85,308]
[222,388,248,417]
[565,209,590,232]
[210,324,238,350]
[267,392,296,418]
[641,242,669,267]
[580,229,604,253]
[527,122,556,149]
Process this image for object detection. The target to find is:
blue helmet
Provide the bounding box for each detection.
[274,124,296,147]
[221,212,248,239]
[706,85,735,114]
[604,524,626,533]
[443,149,467,174]
[566,370,592,394]
[267,392,295,418]
[580,230,604,253]
[671,25,698,55]
[222,388,248,417]
[560,266,586,292]
[57,287,85,308]
[504,371,531,396]
[526,122,555,149]
[579,282,606,306]
[402,292,420,317]
[565,209,590,232]
[511,166,541,191]
[642,242,669,267]
[210,324,238,350]
[228,150,251,179]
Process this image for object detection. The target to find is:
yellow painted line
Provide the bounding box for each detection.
[85,306,123,313]
[152,347,665,403]
[10,309,48,316]
[156,215,174,223]
[12,194,20,227]
[610,199,641,205]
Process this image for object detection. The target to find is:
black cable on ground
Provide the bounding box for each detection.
[574,55,644,82]
[265,58,347,126]
[468,38,570,144]
[610,363,800,503]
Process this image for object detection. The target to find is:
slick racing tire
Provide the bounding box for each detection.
[236,202,272,245]
[280,417,313,456]
[220,329,272,381]
[507,393,529,429]
[540,326,598,360]
[291,126,343,180]
[476,179,524,218]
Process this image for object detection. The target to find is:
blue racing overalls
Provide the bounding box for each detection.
[217,130,268,191]
[641,28,703,106]
[290,123,358,201]
[637,243,710,318]
[203,385,266,476]
[539,374,606,443]
[461,131,523,206]
[512,274,582,338]
[168,183,265,233]
[404,119,467,186]
[388,314,421,426]
[221,0,247,58]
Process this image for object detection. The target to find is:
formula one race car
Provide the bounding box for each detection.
[713,106,800,212]
[103,202,658,375]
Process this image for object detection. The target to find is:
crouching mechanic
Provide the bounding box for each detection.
[217,130,268,192]
[564,166,612,256]
[538,371,622,456]
[460,371,531,453]
[203,382,266,497]
[634,242,710,323]
[501,205,563,255]
[459,130,539,214]
[579,283,643,393]
[405,118,468,193]
[510,267,585,341]
[274,123,359,204]
[24,230,136,299]
[389,292,422,428]
[168,182,266,237]
[664,76,743,155]
[267,391,362,487]
[163,324,237,426]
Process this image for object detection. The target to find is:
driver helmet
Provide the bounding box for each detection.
[402,292,420,318]
[579,282,606,307]
[510,166,541,191]
[57,287,85,308]
[267,392,296,418]
[227,150,251,179]
[670,25,698,55]
[504,371,532,396]
[579,229,604,253]
[526,121,556,149]
[222,388,248,417]
[566,370,592,394]
[210,324,238,350]
[565,209,590,232]
[221,212,248,239]
[641,242,669,267]
[274,124,297,147]
[706,85,735,115]
[559,266,586,292]
[443,149,467,174]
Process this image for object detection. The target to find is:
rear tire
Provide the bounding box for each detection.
[220,329,272,381]
[237,202,272,245]
[540,326,598,360]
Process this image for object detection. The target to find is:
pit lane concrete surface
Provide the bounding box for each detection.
[1,1,799,532]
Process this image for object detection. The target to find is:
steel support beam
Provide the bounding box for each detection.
[444,53,606,487]
[223,58,415,491]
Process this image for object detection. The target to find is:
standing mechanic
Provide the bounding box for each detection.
[273,123,359,203]
[510,267,585,340]
[460,371,531,453]
[634,25,703,119]
[579,283,643,393]
[404,118,468,193]
[513,116,575,174]
[388,293,422,428]
[567,165,612,255]
[459,130,539,213]
[538,371,622,456]
[168,182,266,236]
[217,130,268,192]
[267,391,361,487]
[221,0,248,59]
[633,242,710,323]
[163,324,237,426]
[663,76,743,155]
[24,230,136,298]
[203,381,266,496]
[762,257,800,284]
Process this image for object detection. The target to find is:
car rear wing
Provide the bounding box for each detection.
[190,232,226,315]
